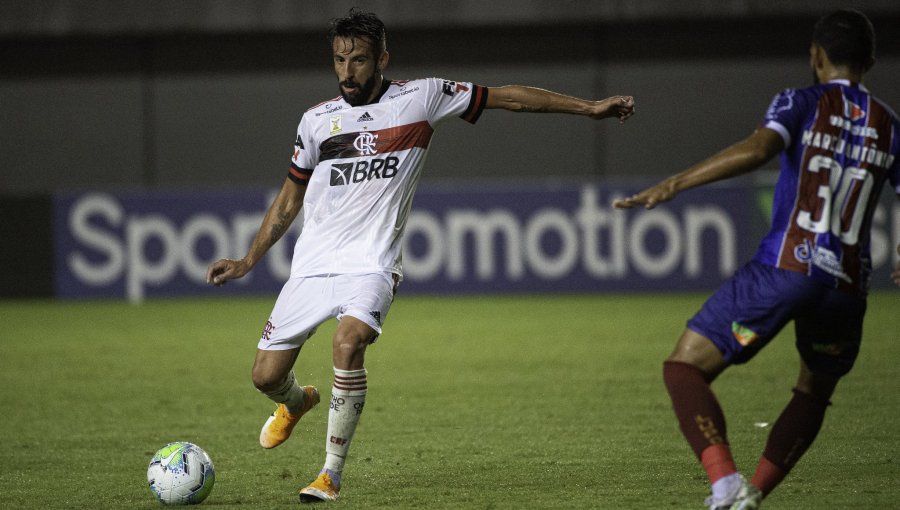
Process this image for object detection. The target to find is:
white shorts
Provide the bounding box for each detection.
[257,272,397,351]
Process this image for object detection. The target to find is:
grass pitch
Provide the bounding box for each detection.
[1,292,898,509]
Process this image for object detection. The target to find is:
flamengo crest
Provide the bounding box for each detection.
[353,132,379,155]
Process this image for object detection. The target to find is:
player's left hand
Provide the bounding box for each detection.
[590,95,635,123]
[612,178,677,210]
[891,244,900,287]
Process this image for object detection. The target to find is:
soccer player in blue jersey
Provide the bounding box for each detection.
[615,9,900,510]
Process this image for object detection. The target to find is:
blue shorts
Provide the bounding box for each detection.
[687,260,866,376]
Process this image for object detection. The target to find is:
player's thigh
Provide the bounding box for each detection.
[794,288,866,379]
[334,272,397,342]
[259,276,340,351]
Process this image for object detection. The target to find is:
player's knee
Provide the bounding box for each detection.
[332,330,369,364]
[333,333,366,355]
[663,360,713,390]
[251,367,285,393]
[794,372,840,401]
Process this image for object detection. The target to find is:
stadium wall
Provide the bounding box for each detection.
[3,14,900,194]
[0,195,54,298]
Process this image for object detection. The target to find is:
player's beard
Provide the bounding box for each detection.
[340,73,379,107]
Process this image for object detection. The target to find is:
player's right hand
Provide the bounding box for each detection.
[590,95,635,123]
[206,258,249,286]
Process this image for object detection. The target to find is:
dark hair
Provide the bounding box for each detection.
[328,8,387,55]
[812,9,875,72]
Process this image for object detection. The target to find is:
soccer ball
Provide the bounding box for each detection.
[147,442,215,505]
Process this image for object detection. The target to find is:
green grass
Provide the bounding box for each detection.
[1,292,898,509]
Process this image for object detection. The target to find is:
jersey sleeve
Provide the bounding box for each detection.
[423,78,488,126]
[761,88,808,148]
[288,114,317,185]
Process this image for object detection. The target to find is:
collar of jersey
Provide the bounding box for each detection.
[827,79,869,92]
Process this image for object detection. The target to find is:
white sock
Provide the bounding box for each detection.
[711,472,743,502]
[323,367,367,481]
[259,370,307,414]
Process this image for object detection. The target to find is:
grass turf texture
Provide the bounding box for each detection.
[1,293,898,509]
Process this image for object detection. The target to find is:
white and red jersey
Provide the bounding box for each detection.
[286,78,488,278]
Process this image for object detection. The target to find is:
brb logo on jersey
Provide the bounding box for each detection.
[330,156,400,186]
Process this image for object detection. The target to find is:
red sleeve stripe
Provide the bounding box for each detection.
[288,165,312,185]
[461,85,488,124]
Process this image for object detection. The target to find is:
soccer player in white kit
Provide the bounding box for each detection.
[206,8,635,503]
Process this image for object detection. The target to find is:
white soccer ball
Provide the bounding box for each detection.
[147,442,215,505]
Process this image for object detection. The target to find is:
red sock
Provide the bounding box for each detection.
[663,361,737,483]
[701,444,738,483]
[750,456,786,496]
[751,389,830,495]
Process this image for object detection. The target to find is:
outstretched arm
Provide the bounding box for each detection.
[485,85,634,123]
[613,127,784,210]
[207,177,306,286]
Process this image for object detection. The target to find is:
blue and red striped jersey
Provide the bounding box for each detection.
[755,80,900,292]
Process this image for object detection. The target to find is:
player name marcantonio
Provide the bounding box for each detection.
[800,123,895,170]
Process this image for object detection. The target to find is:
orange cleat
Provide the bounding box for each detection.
[259,386,320,449]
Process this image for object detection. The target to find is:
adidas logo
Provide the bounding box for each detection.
[357,112,374,122]
[369,310,382,326]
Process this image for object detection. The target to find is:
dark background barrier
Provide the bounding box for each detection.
[3,1,900,194]
[0,195,53,297]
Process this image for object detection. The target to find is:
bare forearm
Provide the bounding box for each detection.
[489,85,591,114]
[207,178,304,286]
[243,180,304,268]
[245,208,296,266]
[614,128,782,210]
[486,85,634,122]
[668,138,771,192]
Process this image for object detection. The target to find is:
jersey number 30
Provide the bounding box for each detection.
[796,154,875,245]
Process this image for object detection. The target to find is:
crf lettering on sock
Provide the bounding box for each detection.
[323,367,368,476]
